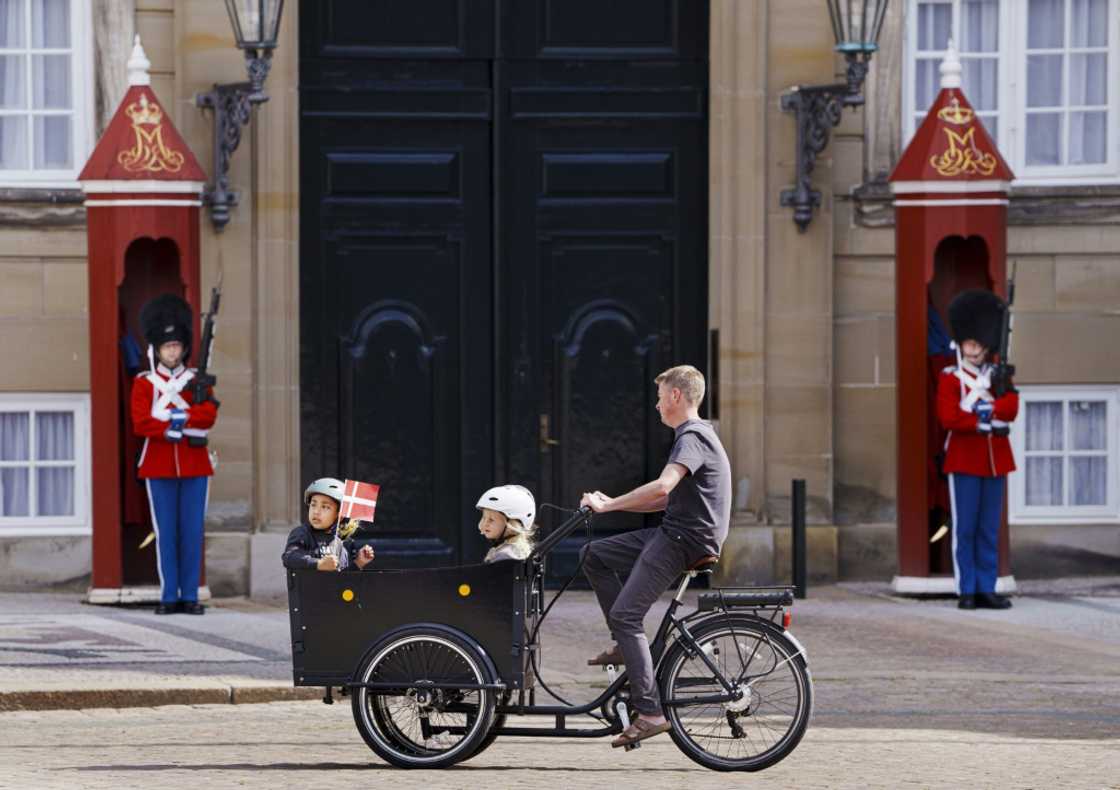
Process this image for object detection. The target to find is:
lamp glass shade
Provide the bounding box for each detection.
[224,0,285,49]
[827,0,890,54]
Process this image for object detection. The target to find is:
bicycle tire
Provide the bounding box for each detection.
[465,690,510,760]
[350,624,498,769]
[467,712,506,758]
[658,615,812,772]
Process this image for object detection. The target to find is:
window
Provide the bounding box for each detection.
[0,0,92,186]
[910,0,1002,141]
[1010,386,1120,523]
[905,0,1120,183]
[0,393,89,534]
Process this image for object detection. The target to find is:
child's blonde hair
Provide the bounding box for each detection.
[484,518,536,562]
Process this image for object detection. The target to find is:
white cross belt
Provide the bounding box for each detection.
[148,369,194,421]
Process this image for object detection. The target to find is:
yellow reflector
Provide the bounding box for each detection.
[341,589,354,602]
[458,584,471,597]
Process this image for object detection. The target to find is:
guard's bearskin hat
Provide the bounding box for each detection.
[947,289,1005,351]
[139,293,193,360]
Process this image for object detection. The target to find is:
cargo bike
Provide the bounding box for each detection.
[286,506,812,771]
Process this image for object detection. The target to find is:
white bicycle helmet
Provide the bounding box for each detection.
[304,477,345,506]
[476,485,536,534]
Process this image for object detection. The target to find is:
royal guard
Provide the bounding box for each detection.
[131,294,219,614]
[937,290,1018,610]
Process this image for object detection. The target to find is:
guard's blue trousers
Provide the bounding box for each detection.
[145,477,209,604]
[948,473,1004,596]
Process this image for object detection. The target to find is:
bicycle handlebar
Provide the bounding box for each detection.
[528,505,592,561]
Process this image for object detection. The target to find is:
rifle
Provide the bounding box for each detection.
[188,277,222,448]
[990,262,1017,398]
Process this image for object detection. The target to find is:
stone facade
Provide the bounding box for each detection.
[1,0,1117,592]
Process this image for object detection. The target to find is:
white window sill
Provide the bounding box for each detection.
[1011,176,1120,189]
[1010,517,1120,526]
[0,526,92,538]
[0,181,82,193]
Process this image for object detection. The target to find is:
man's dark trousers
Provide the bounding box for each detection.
[580,527,696,716]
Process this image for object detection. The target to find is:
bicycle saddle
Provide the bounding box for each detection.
[688,555,720,573]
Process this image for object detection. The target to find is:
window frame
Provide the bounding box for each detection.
[903,0,1120,185]
[0,392,91,535]
[0,0,95,188]
[1009,384,1120,525]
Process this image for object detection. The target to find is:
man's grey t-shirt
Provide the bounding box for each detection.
[660,419,732,556]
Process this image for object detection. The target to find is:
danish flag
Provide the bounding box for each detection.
[338,479,380,523]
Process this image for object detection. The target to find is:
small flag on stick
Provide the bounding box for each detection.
[339,479,380,524]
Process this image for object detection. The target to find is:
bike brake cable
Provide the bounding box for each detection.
[527,508,603,717]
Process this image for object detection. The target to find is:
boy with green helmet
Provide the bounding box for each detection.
[282,477,375,571]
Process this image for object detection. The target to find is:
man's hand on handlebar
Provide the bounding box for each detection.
[580,491,613,513]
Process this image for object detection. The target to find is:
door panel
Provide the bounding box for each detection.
[500,56,707,576]
[503,0,705,59]
[301,0,495,59]
[300,31,493,567]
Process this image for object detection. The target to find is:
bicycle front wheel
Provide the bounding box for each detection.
[659,617,812,772]
[351,625,497,769]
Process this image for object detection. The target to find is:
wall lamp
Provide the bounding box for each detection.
[780,0,889,232]
[196,1,286,232]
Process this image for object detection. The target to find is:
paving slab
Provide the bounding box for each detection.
[0,701,1117,790]
[0,593,301,711]
[1,580,1119,744]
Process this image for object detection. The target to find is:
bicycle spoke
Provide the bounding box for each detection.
[666,621,809,770]
[356,633,493,766]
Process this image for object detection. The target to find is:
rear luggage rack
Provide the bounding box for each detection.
[697,587,794,611]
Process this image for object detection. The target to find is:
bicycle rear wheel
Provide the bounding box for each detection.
[659,616,811,772]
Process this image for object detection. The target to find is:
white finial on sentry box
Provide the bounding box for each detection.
[128,34,151,87]
[939,38,962,89]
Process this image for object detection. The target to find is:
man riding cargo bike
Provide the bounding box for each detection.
[284,366,812,770]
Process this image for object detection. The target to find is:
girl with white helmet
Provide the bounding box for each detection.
[281,477,375,571]
[476,485,537,563]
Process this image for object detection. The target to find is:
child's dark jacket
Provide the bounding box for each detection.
[281,523,365,570]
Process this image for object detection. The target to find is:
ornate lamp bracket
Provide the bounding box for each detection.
[779,85,844,233]
[779,55,872,232]
[779,54,873,229]
[195,52,273,232]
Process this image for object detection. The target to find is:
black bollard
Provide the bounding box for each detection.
[792,479,807,599]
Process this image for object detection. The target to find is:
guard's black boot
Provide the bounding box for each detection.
[976,593,1012,610]
[154,603,177,615]
[957,595,976,610]
[181,601,205,615]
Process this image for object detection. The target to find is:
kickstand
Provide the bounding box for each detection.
[322,686,334,705]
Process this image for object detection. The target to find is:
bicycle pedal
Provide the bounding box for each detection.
[623,741,642,752]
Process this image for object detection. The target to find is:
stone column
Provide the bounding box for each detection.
[252,5,301,531]
[248,3,302,597]
[762,0,839,582]
[708,0,773,584]
[174,1,259,593]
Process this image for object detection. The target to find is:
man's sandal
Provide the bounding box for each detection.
[611,718,672,748]
[587,646,625,666]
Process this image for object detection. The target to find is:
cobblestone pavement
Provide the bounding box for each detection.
[0,701,1117,790]
[1,582,1118,787]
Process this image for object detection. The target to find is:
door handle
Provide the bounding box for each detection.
[539,413,560,452]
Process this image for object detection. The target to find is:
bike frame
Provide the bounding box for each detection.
[483,509,793,739]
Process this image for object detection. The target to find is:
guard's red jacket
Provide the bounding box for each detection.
[937,365,1018,477]
[131,365,218,479]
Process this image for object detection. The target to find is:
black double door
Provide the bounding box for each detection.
[299,0,708,574]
